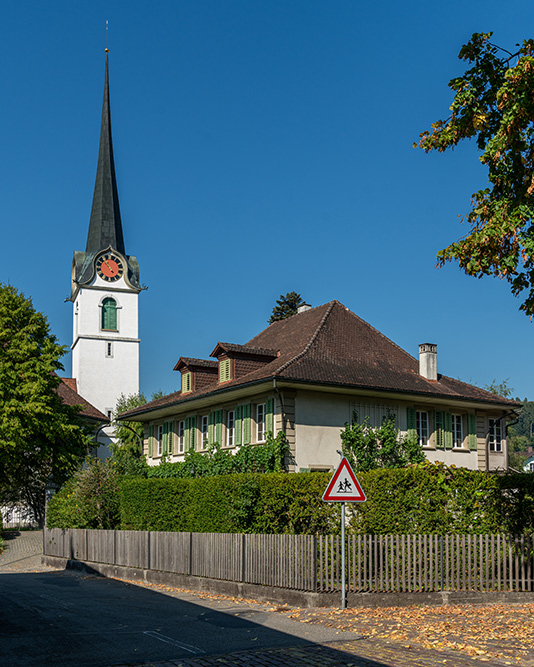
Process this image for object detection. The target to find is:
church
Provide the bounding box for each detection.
[66,51,142,453]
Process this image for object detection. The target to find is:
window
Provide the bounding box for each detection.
[226,410,235,447]
[489,418,502,452]
[416,411,429,447]
[200,415,209,449]
[101,297,117,330]
[452,414,463,448]
[182,372,192,394]
[256,403,266,442]
[530,462,534,472]
[105,341,113,358]
[178,420,185,454]
[157,424,163,456]
[219,359,231,383]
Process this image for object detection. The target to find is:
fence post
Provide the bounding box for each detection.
[439,536,444,590]
[313,535,318,592]
[241,533,246,583]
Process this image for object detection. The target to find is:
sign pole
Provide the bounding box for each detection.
[341,501,346,609]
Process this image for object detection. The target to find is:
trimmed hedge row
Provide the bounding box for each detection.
[47,461,534,535]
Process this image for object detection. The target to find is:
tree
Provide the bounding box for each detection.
[0,284,90,525]
[340,412,424,472]
[483,378,514,398]
[111,390,163,473]
[269,292,305,323]
[416,32,534,315]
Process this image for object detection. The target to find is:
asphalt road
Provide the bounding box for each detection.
[0,566,362,667]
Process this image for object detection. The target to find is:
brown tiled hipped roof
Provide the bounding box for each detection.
[58,377,108,421]
[120,300,519,418]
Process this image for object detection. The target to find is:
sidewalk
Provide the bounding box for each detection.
[0,530,60,572]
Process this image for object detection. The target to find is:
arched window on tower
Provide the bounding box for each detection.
[101,297,118,331]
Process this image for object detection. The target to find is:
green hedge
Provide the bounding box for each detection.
[47,462,534,535]
[119,473,339,534]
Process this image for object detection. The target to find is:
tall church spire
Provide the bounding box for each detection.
[85,52,125,255]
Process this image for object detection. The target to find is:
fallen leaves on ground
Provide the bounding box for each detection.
[279,602,534,662]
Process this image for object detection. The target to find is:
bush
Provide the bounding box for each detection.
[46,458,120,529]
[119,472,339,534]
[47,461,534,536]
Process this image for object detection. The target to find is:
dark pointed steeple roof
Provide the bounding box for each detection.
[86,53,125,255]
[70,52,142,300]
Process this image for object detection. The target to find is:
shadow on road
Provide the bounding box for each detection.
[0,567,392,667]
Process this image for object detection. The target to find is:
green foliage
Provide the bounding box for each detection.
[416,32,534,315]
[0,284,91,526]
[341,412,424,472]
[483,378,514,398]
[112,390,164,458]
[119,472,339,534]
[46,458,120,529]
[146,432,289,479]
[47,462,534,535]
[269,291,305,323]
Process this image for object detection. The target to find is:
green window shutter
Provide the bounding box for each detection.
[182,372,192,393]
[215,410,223,444]
[443,412,453,449]
[148,425,153,458]
[406,407,416,438]
[434,411,444,449]
[243,403,251,445]
[266,397,274,434]
[190,416,197,450]
[101,298,117,330]
[219,359,231,383]
[208,411,215,445]
[162,421,168,456]
[167,421,174,455]
[468,413,478,450]
[184,416,191,452]
[235,405,242,446]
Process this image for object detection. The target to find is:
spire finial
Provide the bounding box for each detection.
[105,20,109,53]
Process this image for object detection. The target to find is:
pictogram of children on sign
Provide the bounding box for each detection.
[337,478,352,493]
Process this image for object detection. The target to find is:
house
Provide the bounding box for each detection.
[120,300,520,472]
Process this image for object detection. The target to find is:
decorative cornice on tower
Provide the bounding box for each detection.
[86,53,125,255]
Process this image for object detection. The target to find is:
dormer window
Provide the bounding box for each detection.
[219,359,231,383]
[182,372,192,394]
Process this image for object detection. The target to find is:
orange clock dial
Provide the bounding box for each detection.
[96,253,124,282]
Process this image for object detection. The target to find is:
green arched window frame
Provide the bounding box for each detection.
[101,297,118,331]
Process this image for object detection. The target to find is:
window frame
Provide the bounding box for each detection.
[416,410,429,447]
[256,403,266,443]
[488,418,502,452]
[226,410,235,447]
[101,297,118,331]
[157,424,163,457]
[452,414,464,449]
[200,415,209,450]
[178,420,185,454]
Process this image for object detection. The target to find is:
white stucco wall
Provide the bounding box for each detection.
[72,272,139,418]
[293,389,503,472]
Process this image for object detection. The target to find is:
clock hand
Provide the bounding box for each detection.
[103,259,113,271]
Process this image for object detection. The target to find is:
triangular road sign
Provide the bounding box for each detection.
[322,457,366,502]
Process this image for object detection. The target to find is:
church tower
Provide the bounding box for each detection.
[70,52,142,423]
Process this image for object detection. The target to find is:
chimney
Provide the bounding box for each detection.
[419,343,437,381]
[297,303,312,314]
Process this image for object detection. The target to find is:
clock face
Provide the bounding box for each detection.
[96,253,124,282]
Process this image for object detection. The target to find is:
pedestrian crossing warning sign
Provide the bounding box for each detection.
[322,457,366,502]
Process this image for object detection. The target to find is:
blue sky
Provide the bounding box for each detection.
[2,0,534,401]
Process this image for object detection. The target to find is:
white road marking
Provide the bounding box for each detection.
[143,631,204,654]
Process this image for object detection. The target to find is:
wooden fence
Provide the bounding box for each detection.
[43,529,534,594]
